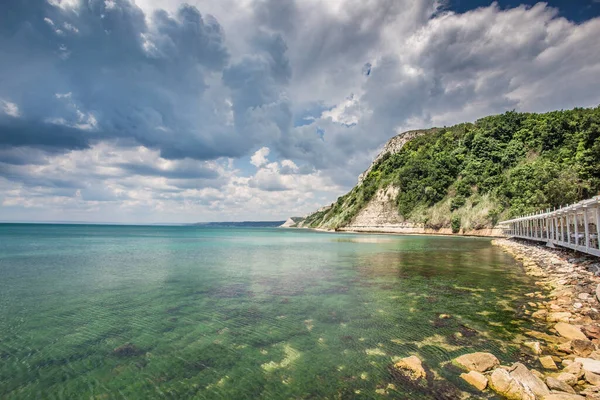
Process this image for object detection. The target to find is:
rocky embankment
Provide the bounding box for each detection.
[390,239,600,399]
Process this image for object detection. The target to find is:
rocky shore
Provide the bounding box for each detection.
[390,238,600,399]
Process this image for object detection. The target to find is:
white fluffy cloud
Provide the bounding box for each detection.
[1,0,600,222]
[0,143,341,222]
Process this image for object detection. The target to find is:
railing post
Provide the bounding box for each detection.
[584,206,590,251]
[596,204,600,250]
[574,212,579,248]
[567,214,571,244]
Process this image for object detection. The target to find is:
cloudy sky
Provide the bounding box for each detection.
[1,0,600,223]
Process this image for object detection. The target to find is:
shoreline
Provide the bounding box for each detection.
[383,236,600,398]
[287,225,505,238]
[469,238,600,398]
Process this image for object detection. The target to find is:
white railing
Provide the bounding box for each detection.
[498,196,600,258]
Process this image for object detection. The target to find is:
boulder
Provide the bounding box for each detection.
[393,355,426,381]
[555,323,588,341]
[554,372,578,386]
[586,371,600,386]
[540,395,584,399]
[562,362,583,379]
[545,377,576,394]
[548,313,573,323]
[582,325,600,339]
[460,370,488,391]
[454,352,500,373]
[575,357,600,374]
[540,356,558,370]
[571,339,595,357]
[488,368,535,400]
[558,341,573,353]
[510,363,550,398]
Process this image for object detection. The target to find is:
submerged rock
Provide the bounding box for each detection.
[392,355,426,381]
[524,341,542,355]
[453,352,500,373]
[113,342,143,357]
[460,370,488,391]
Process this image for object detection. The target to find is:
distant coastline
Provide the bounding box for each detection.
[0,221,286,227]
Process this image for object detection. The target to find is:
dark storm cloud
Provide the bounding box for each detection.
[0,0,265,162]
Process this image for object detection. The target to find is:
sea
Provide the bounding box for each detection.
[0,224,537,399]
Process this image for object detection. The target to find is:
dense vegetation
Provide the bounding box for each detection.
[303,106,600,231]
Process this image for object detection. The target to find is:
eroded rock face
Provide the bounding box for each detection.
[489,368,535,400]
[393,355,426,381]
[454,352,500,373]
[347,186,404,227]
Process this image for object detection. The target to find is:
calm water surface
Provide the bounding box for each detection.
[0,224,536,399]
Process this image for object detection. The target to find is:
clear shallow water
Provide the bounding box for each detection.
[0,224,535,399]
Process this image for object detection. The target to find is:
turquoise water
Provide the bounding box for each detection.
[0,224,535,399]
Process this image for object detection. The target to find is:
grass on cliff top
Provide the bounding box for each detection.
[307,106,600,230]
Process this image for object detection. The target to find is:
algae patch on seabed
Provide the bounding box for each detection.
[366,348,386,356]
[261,343,301,371]
[415,334,462,352]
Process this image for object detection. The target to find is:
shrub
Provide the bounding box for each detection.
[451,215,461,234]
[450,195,466,211]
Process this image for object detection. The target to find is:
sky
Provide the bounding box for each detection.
[1,0,600,223]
